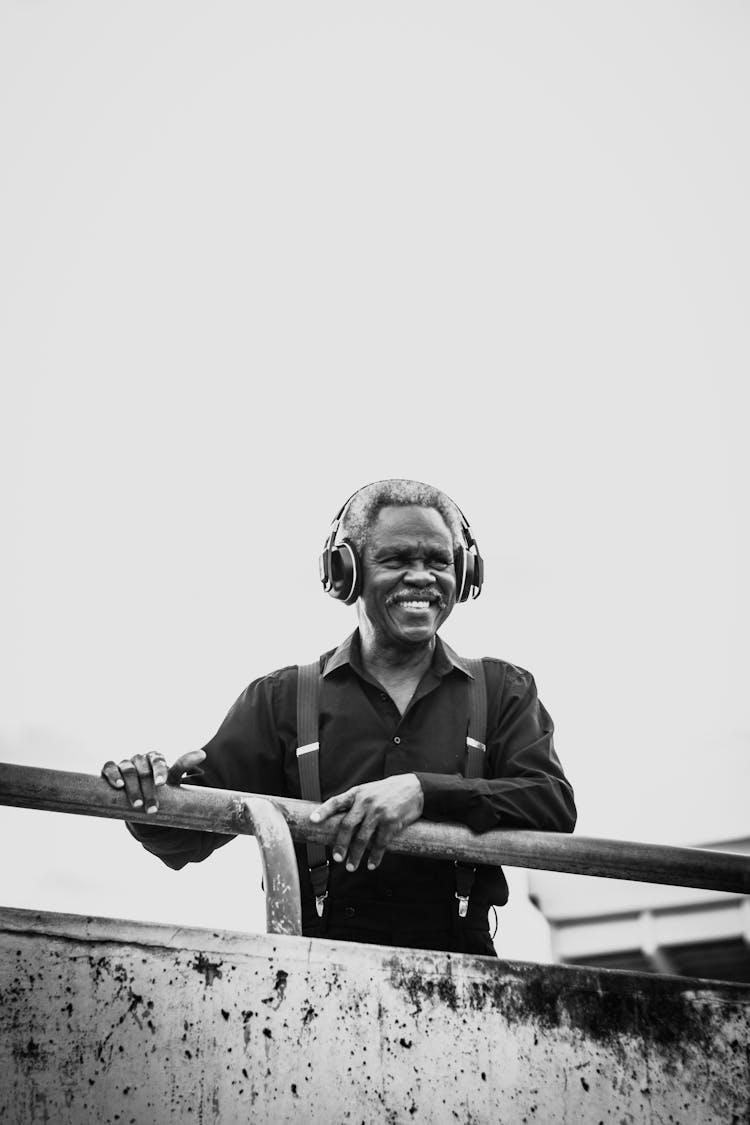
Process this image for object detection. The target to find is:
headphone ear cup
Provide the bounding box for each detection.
[454,547,470,603]
[328,540,361,604]
[455,547,481,602]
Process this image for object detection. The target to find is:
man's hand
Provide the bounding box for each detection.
[101,750,206,814]
[310,773,424,872]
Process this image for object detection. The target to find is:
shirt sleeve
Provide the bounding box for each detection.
[415,665,577,834]
[127,670,289,870]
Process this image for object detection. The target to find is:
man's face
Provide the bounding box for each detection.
[357,505,457,650]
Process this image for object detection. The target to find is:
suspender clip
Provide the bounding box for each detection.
[456,893,469,919]
[310,858,330,918]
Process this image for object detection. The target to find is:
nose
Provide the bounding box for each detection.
[403,562,435,586]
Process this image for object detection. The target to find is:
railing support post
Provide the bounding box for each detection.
[242,797,302,936]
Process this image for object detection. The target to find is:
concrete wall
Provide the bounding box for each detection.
[1,906,748,1124]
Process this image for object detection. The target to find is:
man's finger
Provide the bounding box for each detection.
[366,826,393,871]
[132,753,157,813]
[166,749,206,786]
[336,805,381,870]
[141,751,168,813]
[310,789,355,824]
[118,760,145,809]
[101,761,125,789]
[331,805,368,865]
[146,751,169,788]
[344,817,379,872]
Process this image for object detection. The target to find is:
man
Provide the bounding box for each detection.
[102,479,576,955]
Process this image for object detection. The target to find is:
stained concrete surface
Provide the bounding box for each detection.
[0,906,748,1124]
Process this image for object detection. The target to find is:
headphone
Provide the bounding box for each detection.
[319,483,484,606]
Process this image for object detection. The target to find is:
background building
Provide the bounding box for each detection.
[528,837,750,983]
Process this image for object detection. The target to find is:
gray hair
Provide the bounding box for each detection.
[338,479,465,552]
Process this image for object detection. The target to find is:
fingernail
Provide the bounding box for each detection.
[310,812,320,823]
[333,852,343,863]
[367,861,376,870]
[132,799,143,809]
[146,805,157,814]
[113,779,124,788]
[346,862,355,872]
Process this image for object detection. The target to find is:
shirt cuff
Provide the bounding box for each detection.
[414,771,500,833]
[414,771,467,822]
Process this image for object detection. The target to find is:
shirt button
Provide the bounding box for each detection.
[380,693,387,701]
[383,889,393,899]
[344,906,356,918]
[393,736,401,745]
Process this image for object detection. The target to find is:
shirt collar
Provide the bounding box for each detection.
[436,637,474,678]
[322,631,359,677]
[322,630,474,679]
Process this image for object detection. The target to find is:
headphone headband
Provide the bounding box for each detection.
[319,481,484,605]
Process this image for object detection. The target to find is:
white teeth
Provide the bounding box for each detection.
[398,600,431,609]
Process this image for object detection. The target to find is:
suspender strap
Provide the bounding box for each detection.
[455,657,487,917]
[465,656,487,766]
[296,661,329,916]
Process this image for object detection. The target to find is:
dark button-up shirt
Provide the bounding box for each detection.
[130,631,576,915]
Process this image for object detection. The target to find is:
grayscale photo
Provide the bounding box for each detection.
[2,3,749,1123]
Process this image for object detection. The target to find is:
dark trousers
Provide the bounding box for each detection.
[302,898,497,957]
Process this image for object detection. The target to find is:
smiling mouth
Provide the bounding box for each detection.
[387,594,444,612]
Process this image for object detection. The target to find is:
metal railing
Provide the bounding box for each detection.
[1,761,749,938]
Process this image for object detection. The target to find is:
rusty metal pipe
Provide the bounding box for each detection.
[1,762,749,895]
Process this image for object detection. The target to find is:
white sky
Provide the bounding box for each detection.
[2,2,749,963]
